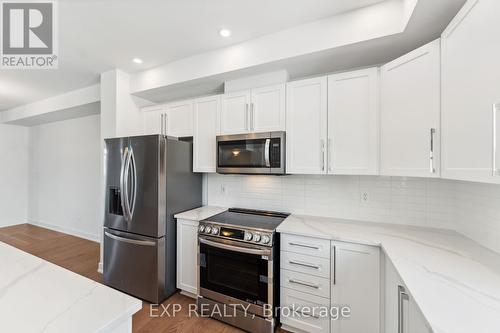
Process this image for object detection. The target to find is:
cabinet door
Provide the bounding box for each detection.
[441,0,500,183]
[193,95,221,173]
[142,105,165,135]
[332,241,380,333]
[176,219,198,296]
[220,90,251,134]
[251,84,286,132]
[328,68,379,175]
[385,257,432,333]
[286,77,328,174]
[165,100,193,137]
[380,39,441,178]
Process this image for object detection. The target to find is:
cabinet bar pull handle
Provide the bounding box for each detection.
[328,138,332,172]
[429,128,436,173]
[289,278,319,289]
[333,245,336,285]
[251,103,255,131]
[289,260,320,270]
[288,242,320,250]
[493,104,499,176]
[321,139,325,171]
[245,104,249,131]
[398,285,409,333]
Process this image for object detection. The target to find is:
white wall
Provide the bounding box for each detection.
[0,124,29,227]
[28,114,101,241]
[206,174,500,254]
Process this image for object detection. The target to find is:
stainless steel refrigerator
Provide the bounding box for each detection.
[103,135,201,303]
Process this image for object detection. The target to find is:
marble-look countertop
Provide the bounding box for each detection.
[278,214,500,333]
[174,206,227,221]
[0,241,142,333]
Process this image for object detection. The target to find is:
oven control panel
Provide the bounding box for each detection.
[198,224,273,246]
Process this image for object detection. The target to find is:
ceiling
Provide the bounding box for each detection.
[0,0,387,111]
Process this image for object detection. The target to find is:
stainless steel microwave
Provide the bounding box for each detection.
[216,131,285,175]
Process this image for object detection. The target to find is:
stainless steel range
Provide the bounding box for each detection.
[197,208,289,333]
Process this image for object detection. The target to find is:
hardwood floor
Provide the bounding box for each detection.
[0,224,283,333]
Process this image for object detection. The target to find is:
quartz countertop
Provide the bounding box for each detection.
[277,214,500,333]
[174,206,227,221]
[0,241,142,333]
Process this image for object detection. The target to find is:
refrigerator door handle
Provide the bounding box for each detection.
[119,146,129,220]
[104,231,156,246]
[123,146,133,221]
[129,147,137,219]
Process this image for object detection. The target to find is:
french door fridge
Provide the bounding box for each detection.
[103,135,202,303]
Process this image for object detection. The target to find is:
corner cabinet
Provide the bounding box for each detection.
[327,68,380,175]
[380,39,441,178]
[286,77,328,174]
[220,84,285,135]
[193,95,221,173]
[384,256,431,333]
[441,0,500,183]
[176,219,199,297]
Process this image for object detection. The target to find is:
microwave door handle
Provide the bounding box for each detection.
[265,139,271,167]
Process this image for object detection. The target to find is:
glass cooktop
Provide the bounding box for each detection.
[202,208,289,231]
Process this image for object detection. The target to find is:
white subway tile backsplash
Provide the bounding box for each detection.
[205,174,500,254]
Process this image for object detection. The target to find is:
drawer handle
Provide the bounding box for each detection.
[288,242,320,250]
[289,260,320,270]
[289,278,319,289]
[291,306,320,319]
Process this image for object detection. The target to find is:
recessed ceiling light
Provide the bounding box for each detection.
[132,58,143,64]
[219,29,232,37]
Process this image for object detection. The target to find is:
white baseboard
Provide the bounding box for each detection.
[0,219,29,228]
[97,262,103,274]
[28,219,99,242]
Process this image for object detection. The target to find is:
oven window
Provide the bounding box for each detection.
[218,139,267,168]
[200,242,268,305]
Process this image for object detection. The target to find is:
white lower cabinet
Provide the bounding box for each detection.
[176,219,198,297]
[331,241,380,333]
[384,256,431,333]
[280,234,380,333]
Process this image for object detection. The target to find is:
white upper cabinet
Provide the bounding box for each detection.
[142,105,165,135]
[328,68,380,175]
[220,90,252,135]
[142,100,193,137]
[220,84,285,135]
[286,77,328,174]
[380,39,441,178]
[441,0,500,183]
[251,84,286,132]
[165,99,194,137]
[193,95,221,173]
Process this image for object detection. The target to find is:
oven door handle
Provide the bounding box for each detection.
[199,237,271,257]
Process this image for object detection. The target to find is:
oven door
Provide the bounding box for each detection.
[198,235,273,316]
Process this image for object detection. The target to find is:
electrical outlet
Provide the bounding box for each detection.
[361,192,369,202]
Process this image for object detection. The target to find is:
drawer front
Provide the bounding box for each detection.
[281,234,331,258]
[281,287,330,333]
[281,269,330,297]
[281,251,330,279]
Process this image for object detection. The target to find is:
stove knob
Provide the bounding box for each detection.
[253,234,261,242]
[211,227,219,235]
[198,225,205,233]
[245,232,253,241]
[261,235,271,244]
[205,226,212,234]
